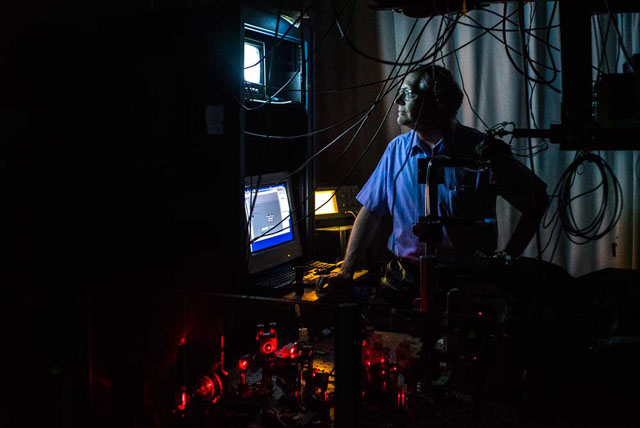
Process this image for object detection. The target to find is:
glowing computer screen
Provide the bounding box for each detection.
[314,190,339,215]
[245,183,294,253]
[244,40,264,85]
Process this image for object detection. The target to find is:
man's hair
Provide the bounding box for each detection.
[412,64,463,122]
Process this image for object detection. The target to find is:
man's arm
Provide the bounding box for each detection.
[340,206,383,278]
[503,188,548,256]
[491,153,549,257]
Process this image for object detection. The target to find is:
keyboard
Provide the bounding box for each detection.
[254,261,341,291]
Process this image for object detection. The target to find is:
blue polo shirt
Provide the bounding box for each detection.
[356,124,498,261]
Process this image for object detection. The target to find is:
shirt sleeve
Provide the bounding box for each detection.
[356,142,393,218]
[491,150,548,216]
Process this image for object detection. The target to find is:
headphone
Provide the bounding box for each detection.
[416,65,462,118]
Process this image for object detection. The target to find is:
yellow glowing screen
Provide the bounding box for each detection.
[315,190,339,215]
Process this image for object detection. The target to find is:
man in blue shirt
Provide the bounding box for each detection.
[337,65,548,297]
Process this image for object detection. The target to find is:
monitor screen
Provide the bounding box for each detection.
[244,172,302,274]
[244,38,266,100]
[314,190,339,215]
[244,39,264,85]
[245,183,293,252]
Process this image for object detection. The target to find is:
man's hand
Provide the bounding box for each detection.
[316,270,353,294]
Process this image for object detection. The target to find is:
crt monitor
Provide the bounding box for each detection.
[244,38,266,99]
[244,172,303,274]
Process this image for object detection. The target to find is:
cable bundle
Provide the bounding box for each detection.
[541,152,623,259]
[559,153,623,243]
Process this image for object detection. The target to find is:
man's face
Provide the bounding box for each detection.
[395,72,425,128]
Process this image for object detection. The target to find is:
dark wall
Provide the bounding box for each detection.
[0,2,244,426]
[309,0,398,188]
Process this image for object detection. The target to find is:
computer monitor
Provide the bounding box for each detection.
[314,190,339,215]
[244,38,266,99]
[244,172,303,274]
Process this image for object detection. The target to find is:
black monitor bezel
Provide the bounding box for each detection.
[244,172,303,275]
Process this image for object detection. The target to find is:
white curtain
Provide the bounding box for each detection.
[385,4,640,277]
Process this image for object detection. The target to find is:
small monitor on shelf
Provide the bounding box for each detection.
[244,38,266,99]
[244,172,303,275]
[314,190,339,215]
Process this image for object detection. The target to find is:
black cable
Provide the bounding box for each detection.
[257,4,522,95]
[518,1,543,260]
[561,155,623,244]
[596,13,613,74]
[240,0,356,111]
[243,14,439,139]
[503,2,557,88]
[604,0,639,75]
[550,152,624,245]
[256,2,526,98]
[244,0,319,70]
[309,11,457,234]
[247,14,428,245]
[240,0,536,112]
[332,0,461,67]
[452,7,560,48]
[444,10,562,77]
[450,37,490,129]
[343,0,359,37]
[246,2,525,245]
[540,174,607,257]
[245,174,263,262]
[326,13,440,192]
[474,4,561,32]
[242,68,302,112]
[521,2,551,158]
[387,15,442,221]
[243,101,375,139]
[502,2,560,91]
[246,8,458,246]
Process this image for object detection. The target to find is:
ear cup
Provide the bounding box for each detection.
[415,65,463,120]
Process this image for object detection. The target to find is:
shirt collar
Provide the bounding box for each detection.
[409,129,446,157]
[410,122,459,157]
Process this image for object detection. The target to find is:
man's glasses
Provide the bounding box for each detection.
[396,88,420,102]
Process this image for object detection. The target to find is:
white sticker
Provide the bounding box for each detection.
[205,105,224,135]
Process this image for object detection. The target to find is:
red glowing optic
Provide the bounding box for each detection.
[362,339,367,347]
[178,391,187,410]
[262,342,274,354]
[380,357,385,364]
[477,311,483,316]
[238,359,248,371]
[472,356,478,361]
[366,360,371,367]
[381,370,386,375]
[212,396,220,404]
[290,346,296,355]
[178,336,187,346]
[196,376,216,399]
